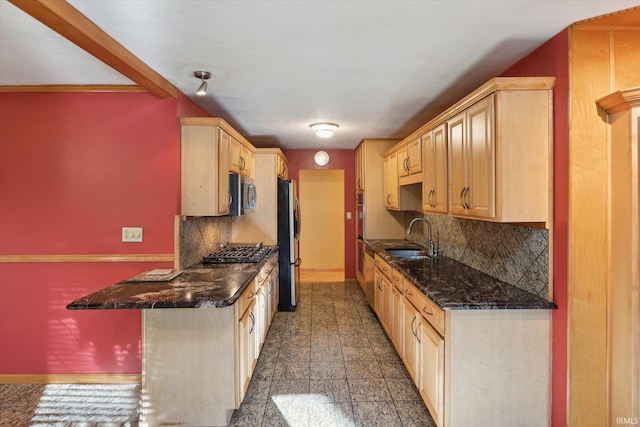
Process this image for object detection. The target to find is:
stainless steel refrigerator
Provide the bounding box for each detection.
[277,178,301,311]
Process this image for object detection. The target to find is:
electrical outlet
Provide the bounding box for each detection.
[122,227,143,242]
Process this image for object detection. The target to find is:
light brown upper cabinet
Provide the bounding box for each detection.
[229,137,255,178]
[422,124,448,214]
[447,80,552,223]
[180,117,256,216]
[355,144,365,192]
[448,95,495,218]
[383,152,399,209]
[386,77,554,224]
[398,138,422,184]
[276,153,289,180]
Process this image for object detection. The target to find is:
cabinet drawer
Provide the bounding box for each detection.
[403,281,445,336]
[374,255,393,279]
[391,269,404,292]
[237,280,258,320]
[258,253,277,284]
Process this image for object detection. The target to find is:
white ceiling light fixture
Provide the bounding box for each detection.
[309,123,339,138]
[194,71,211,96]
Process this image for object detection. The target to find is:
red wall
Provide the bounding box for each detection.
[282,149,356,279]
[500,29,569,427]
[0,92,180,374]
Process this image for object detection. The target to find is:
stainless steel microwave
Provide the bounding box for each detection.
[229,173,256,216]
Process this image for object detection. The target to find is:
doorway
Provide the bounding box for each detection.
[298,169,345,282]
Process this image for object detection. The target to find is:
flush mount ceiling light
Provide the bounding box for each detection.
[194,71,211,96]
[309,122,339,138]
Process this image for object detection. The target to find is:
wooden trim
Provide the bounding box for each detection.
[0,85,147,93]
[7,0,177,99]
[597,87,640,114]
[0,374,141,384]
[0,254,174,263]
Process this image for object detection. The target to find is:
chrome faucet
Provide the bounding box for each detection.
[407,217,435,258]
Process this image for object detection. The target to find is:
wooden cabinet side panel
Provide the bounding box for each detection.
[217,129,230,215]
[496,90,550,222]
[142,308,236,426]
[181,126,218,216]
[445,310,552,427]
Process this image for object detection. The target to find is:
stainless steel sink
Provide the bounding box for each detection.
[386,248,430,260]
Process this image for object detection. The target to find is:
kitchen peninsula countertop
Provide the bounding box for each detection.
[367,239,556,310]
[67,246,278,310]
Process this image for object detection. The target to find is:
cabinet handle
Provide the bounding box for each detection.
[428,189,435,208]
[422,306,433,316]
[405,289,413,296]
[240,156,245,171]
[414,316,422,344]
[410,316,417,337]
[377,277,383,291]
[248,291,255,299]
[463,187,470,210]
[403,157,409,172]
[268,278,273,294]
[228,191,233,206]
[249,312,255,334]
[386,194,391,205]
[459,187,465,208]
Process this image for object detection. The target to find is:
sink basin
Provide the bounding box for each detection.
[386,248,430,260]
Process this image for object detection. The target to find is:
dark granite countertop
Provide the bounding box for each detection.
[366,239,557,310]
[67,247,278,310]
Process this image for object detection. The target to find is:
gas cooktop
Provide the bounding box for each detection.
[202,243,271,264]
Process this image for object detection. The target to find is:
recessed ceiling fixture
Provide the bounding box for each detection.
[194,71,211,96]
[309,123,339,138]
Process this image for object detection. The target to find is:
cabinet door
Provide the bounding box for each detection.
[402,299,420,383]
[419,317,444,427]
[373,267,383,318]
[238,300,257,400]
[423,125,448,214]
[268,266,279,323]
[448,111,467,215]
[383,152,399,209]
[229,137,242,173]
[466,95,495,218]
[240,145,255,178]
[355,144,365,191]
[391,286,404,356]
[407,138,422,175]
[381,274,392,335]
[217,129,231,215]
[397,146,409,177]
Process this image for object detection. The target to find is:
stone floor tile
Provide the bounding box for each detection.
[228,403,266,427]
[394,400,437,427]
[309,402,355,427]
[347,378,392,402]
[352,401,403,427]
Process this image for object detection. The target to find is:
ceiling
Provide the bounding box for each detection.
[1,1,638,150]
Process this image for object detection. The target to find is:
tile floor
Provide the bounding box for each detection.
[0,281,435,426]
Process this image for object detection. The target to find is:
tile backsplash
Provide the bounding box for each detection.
[404,212,549,299]
[178,216,232,269]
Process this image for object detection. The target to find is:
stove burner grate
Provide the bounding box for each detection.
[202,243,270,264]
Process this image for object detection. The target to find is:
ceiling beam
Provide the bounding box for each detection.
[7,0,178,99]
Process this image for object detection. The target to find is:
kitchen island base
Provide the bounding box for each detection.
[141,307,237,426]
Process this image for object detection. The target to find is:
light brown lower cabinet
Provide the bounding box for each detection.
[418,315,445,427]
[402,297,420,383]
[376,269,552,427]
